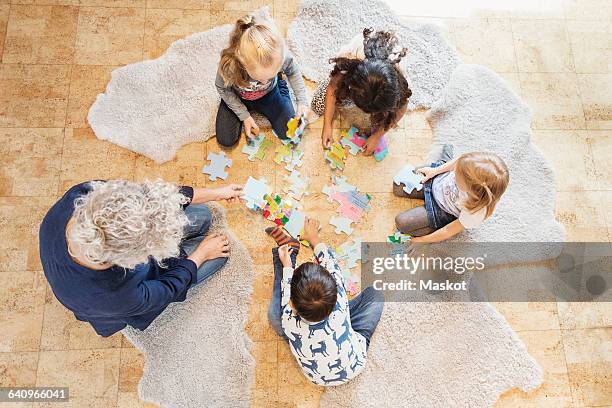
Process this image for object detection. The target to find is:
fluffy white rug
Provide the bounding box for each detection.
[427,64,565,244]
[87,1,459,163]
[122,203,254,408]
[320,63,565,408]
[287,0,460,110]
[321,302,543,407]
[88,8,273,164]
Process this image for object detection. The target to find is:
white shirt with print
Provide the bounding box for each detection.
[431,171,487,229]
[281,243,368,386]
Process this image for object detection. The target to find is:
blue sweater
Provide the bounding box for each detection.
[39,182,198,337]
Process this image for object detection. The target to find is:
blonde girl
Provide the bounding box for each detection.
[393,147,509,242]
[215,13,309,147]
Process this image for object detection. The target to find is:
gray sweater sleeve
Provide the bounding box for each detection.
[282,52,309,107]
[215,71,251,121]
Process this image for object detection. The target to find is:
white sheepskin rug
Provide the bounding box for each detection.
[320,64,564,407]
[88,8,272,164]
[122,203,255,408]
[287,0,460,110]
[87,1,458,163]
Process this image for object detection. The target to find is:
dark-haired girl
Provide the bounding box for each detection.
[311,29,412,156]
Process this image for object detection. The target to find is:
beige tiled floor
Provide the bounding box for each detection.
[0,0,610,407]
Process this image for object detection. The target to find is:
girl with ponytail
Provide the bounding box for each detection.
[215,12,309,147]
[311,28,412,156]
[393,147,509,242]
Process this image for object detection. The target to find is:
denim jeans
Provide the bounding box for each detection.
[267,248,385,348]
[215,79,296,147]
[180,204,228,285]
[423,161,457,230]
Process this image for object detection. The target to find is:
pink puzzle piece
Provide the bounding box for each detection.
[330,190,371,222]
[331,192,362,222]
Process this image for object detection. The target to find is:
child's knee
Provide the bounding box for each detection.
[394,213,409,232]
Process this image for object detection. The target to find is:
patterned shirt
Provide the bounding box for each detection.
[281,243,368,386]
[431,171,487,229]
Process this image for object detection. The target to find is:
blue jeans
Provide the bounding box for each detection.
[180,204,228,285]
[267,248,385,348]
[215,79,295,147]
[423,161,457,230]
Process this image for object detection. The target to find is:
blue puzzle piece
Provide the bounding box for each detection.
[201,151,232,181]
[393,164,425,194]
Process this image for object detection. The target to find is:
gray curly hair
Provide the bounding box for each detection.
[68,180,190,269]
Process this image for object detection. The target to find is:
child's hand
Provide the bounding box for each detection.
[296,105,310,119]
[321,127,333,149]
[243,116,259,139]
[301,218,321,247]
[278,244,294,268]
[417,166,437,183]
[363,134,382,156]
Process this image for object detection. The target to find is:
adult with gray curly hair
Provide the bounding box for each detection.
[39,179,243,337]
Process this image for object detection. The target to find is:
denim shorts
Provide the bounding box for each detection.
[423,161,457,230]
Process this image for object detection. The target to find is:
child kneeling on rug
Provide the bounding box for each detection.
[215,12,310,147]
[394,146,509,242]
[266,219,384,386]
[312,28,411,156]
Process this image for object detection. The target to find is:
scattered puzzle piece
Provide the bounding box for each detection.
[262,194,294,226]
[325,141,347,170]
[242,133,272,161]
[387,229,411,243]
[201,151,232,181]
[346,276,360,296]
[273,144,291,165]
[336,238,362,269]
[322,184,335,202]
[331,175,357,192]
[283,170,309,201]
[285,115,306,144]
[393,164,425,194]
[340,127,367,155]
[331,190,371,222]
[243,176,271,211]
[284,210,306,238]
[373,135,389,162]
[330,215,353,236]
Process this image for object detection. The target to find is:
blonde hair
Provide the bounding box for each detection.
[68,180,190,269]
[219,14,284,88]
[455,152,509,218]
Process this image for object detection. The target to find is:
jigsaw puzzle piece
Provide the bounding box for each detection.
[387,229,412,243]
[241,133,271,161]
[201,151,232,181]
[284,210,306,238]
[283,170,309,201]
[331,175,356,192]
[373,135,389,162]
[346,276,360,296]
[285,115,306,144]
[330,216,353,236]
[393,164,425,194]
[243,176,271,211]
[324,142,347,170]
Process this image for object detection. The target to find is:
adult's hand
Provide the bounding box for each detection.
[214,184,243,203]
